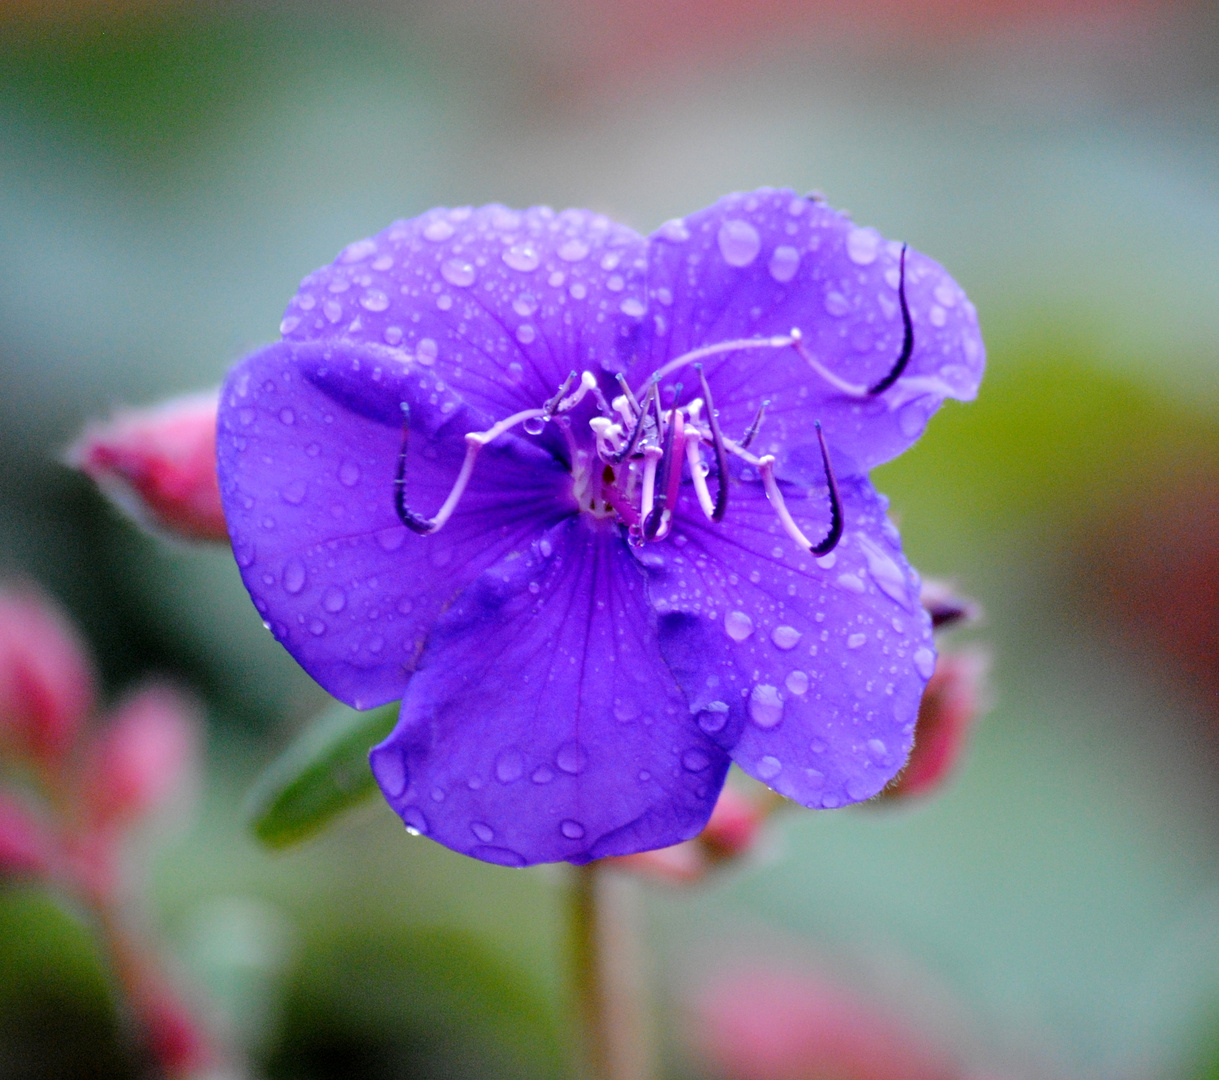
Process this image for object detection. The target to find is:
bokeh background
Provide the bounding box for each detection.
[2,1,1218,1077]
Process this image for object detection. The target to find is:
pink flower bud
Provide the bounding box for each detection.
[693,967,959,1080]
[0,791,54,877]
[69,391,228,543]
[883,649,989,801]
[80,686,200,832]
[135,976,213,1078]
[0,584,94,767]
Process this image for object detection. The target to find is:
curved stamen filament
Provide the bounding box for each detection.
[867,244,912,395]
[611,380,657,464]
[756,422,843,556]
[644,334,795,394]
[695,364,730,522]
[645,394,684,540]
[684,429,717,520]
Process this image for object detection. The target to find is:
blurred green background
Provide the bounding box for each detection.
[1,1,1218,1077]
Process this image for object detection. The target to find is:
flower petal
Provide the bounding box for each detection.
[636,469,933,807]
[369,516,730,866]
[623,188,983,473]
[218,339,572,709]
[280,204,648,433]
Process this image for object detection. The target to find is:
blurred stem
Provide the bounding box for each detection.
[569,862,652,1080]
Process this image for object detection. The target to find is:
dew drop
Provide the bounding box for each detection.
[339,461,361,487]
[846,227,881,265]
[756,755,782,780]
[836,573,866,594]
[749,684,784,728]
[441,259,476,287]
[771,625,801,650]
[913,647,936,679]
[657,218,690,242]
[384,326,403,345]
[613,699,639,722]
[768,245,801,283]
[516,324,537,345]
[560,819,586,840]
[283,560,306,594]
[280,479,307,505]
[423,219,454,241]
[513,293,538,316]
[503,243,540,272]
[717,220,761,267]
[323,300,343,323]
[471,822,495,843]
[558,239,589,262]
[846,777,874,801]
[785,670,809,695]
[531,765,554,784]
[859,536,909,607]
[556,742,588,774]
[824,291,851,317]
[279,316,300,335]
[278,407,295,425]
[402,806,428,834]
[620,297,645,318]
[360,289,390,312]
[681,748,710,772]
[697,702,729,733]
[371,746,407,797]
[847,632,867,649]
[495,748,524,783]
[867,738,888,761]
[523,415,546,435]
[308,618,326,636]
[725,610,754,642]
[340,238,377,263]
[323,587,347,613]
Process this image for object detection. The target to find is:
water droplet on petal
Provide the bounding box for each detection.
[620,297,645,318]
[423,219,454,241]
[725,610,754,642]
[513,293,538,316]
[756,755,782,780]
[503,243,540,272]
[824,291,851,317]
[283,560,306,594]
[471,821,494,843]
[717,219,761,267]
[280,479,307,505]
[339,461,361,487]
[697,701,730,733]
[360,289,390,311]
[785,670,809,695]
[836,572,866,594]
[371,746,407,796]
[867,738,888,761]
[402,806,428,834]
[846,777,874,801]
[496,748,525,783]
[523,415,545,435]
[280,316,300,334]
[657,218,690,242]
[308,618,326,636]
[516,324,536,345]
[681,748,710,772]
[768,245,800,282]
[560,819,586,839]
[558,239,589,262]
[441,259,476,287]
[556,742,588,774]
[846,227,881,265]
[847,632,867,649]
[859,536,910,607]
[531,765,554,784]
[340,238,377,263]
[771,625,801,650]
[323,587,346,613]
[749,684,784,728]
[914,647,936,679]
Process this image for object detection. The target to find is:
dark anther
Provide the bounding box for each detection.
[612,380,656,464]
[809,421,843,556]
[867,243,913,396]
[393,403,434,535]
[544,370,577,416]
[615,372,641,417]
[644,385,681,540]
[740,399,770,449]
[695,364,730,522]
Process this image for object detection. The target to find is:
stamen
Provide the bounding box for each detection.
[695,365,730,522]
[644,388,682,540]
[612,380,657,464]
[645,334,795,392]
[615,372,641,417]
[684,430,717,520]
[543,370,578,417]
[638,446,663,526]
[393,403,433,535]
[789,329,869,398]
[756,422,843,556]
[868,244,913,395]
[739,399,769,449]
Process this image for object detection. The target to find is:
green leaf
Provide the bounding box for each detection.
[247,700,399,849]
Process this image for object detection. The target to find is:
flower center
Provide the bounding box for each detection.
[392,244,916,556]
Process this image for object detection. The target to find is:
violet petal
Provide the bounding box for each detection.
[370,516,729,866]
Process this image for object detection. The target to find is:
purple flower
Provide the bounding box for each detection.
[217,189,983,867]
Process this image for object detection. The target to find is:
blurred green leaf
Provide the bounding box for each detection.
[247,700,399,849]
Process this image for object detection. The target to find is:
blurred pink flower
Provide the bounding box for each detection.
[0,790,54,876]
[79,685,200,834]
[694,966,960,1080]
[70,391,228,543]
[0,584,95,768]
[882,649,989,801]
